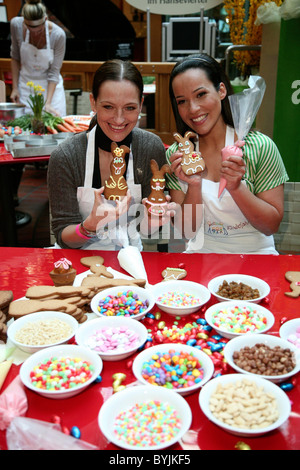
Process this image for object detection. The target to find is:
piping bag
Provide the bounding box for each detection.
[218,76,266,197]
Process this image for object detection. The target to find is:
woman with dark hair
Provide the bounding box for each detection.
[48,59,169,250]
[166,54,288,254]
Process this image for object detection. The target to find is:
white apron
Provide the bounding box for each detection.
[77,126,143,250]
[19,19,66,116]
[185,126,278,254]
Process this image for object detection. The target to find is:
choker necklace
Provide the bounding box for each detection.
[95,124,132,152]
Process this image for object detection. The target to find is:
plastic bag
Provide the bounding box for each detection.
[280,0,300,19]
[218,76,266,197]
[255,2,281,25]
[6,417,99,450]
[0,376,27,430]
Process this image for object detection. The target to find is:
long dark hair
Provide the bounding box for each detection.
[169,54,234,136]
[89,59,144,130]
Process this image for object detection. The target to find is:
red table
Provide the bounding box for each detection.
[0,143,50,246]
[0,247,300,451]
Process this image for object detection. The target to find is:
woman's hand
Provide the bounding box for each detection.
[220,154,246,192]
[45,103,60,116]
[84,187,132,233]
[10,89,20,104]
[169,151,202,186]
[139,195,180,236]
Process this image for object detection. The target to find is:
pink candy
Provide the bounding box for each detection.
[85,326,140,353]
[287,326,300,349]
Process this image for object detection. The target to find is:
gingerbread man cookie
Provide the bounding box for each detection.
[80,256,114,278]
[173,131,205,175]
[104,142,129,201]
[161,267,187,281]
[145,160,171,217]
[285,271,300,298]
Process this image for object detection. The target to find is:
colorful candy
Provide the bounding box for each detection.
[29,356,94,390]
[211,305,268,334]
[97,290,149,317]
[114,400,181,447]
[85,326,140,353]
[157,291,201,307]
[140,349,204,389]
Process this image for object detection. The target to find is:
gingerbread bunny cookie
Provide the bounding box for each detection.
[285,271,300,298]
[104,142,130,200]
[145,159,171,217]
[174,131,205,175]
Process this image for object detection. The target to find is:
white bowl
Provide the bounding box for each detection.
[90,285,155,321]
[20,344,103,399]
[279,318,300,348]
[199,373,291,437]
[150,280,211,316]
[7,311,79,354]
[204,301,274,339]
[132,343,214,396]
[208,274,270,303]
[98,385,192,450]
[75,316,149,361]
[223,333,300,383]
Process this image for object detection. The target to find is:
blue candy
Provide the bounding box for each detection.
[280,382,294,392]
[70,426,81,439]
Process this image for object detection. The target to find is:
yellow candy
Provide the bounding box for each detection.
[155,312,161,320]
[112,373,126,381]
[192,369,201,377]
[203,348,212,355]
[158,321,166,329]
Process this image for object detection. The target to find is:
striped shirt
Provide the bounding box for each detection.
[166,130,289,194]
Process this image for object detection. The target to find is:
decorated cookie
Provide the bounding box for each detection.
[145,160,171,217]
[49,258,77,287]
[104,142,129,200]
[285,271,300,298]
[161,267,187,281]
[80,255,113,278]
[173,131,205,175]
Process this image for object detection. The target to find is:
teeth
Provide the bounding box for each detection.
[192,114,207,123]
[110,125,126,130]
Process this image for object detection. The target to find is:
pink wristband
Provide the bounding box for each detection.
[75,223,89,240]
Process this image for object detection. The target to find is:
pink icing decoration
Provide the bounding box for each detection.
[218,140,245,197]
[54,258,72,270]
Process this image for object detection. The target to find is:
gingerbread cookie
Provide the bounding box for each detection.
[145,160,171,217]
[104,142,129,200]
[173,131,205,175]
[81,276,147,292]
[49,258,77,287]
[285,271,300,298]
[162,267,187,281]
[80,256,113,278]
[0,290,13,315]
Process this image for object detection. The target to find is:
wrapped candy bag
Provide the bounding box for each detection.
[218,76,266,197]
[6,417,99,450]
[0,376,28,430]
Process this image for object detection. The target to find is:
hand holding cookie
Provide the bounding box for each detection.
[173,131,205,177]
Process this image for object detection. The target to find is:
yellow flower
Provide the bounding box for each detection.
[224,0,283,75]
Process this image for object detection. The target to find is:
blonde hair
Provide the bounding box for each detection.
[22,0,46,21]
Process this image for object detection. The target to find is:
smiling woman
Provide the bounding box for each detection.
[48,59,171,252]
[166,54,288,255]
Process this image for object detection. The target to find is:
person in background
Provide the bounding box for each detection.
[166,54,288,254]
[10,0,66,116]
[48,59,172,251]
